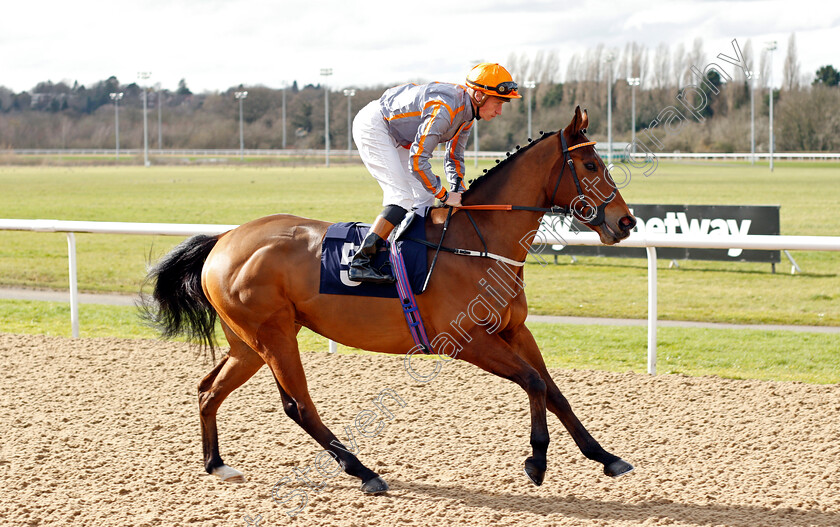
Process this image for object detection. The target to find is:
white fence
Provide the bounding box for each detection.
[6,148,840,161]
[2,218,839,374]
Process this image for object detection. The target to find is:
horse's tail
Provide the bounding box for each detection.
[139,234,220,359]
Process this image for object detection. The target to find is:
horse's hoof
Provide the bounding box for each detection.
[360,476,389,494]
[212,465,246,483]
[604,459,634,478]
[523,458,546,486]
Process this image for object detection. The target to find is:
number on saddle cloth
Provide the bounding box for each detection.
[318,209,429,299]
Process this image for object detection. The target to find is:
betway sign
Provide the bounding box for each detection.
[540,204,781,263]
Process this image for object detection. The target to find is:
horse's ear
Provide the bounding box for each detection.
[581,108,590,132]
[567,105,587,136]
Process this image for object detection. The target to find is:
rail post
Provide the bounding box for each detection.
[67,233,79,338]
[646,246,657,375]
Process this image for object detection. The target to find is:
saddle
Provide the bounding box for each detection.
[319,208,434,353]
[319,208,429,298]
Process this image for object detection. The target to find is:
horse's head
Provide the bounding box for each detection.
[550,106,636,245]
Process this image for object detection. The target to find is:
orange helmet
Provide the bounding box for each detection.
[466,63,522,99]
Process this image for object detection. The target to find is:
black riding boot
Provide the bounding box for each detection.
[348,232,394,284]
[348,206,406,284]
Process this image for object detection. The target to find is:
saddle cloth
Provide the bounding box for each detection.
[319,210,428,298]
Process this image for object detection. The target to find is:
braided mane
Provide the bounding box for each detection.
[462,130,557,199]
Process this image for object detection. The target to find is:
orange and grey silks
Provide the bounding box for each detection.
[377,82,475,199]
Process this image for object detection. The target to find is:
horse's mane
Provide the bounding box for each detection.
[462,130,557,200]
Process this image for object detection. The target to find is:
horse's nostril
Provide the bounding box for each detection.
[619,215,636,232]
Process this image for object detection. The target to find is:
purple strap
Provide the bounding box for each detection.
[389,241,432,354]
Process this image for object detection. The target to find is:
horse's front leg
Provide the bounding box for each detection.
[457,333,550,486]
[503,323,634,478]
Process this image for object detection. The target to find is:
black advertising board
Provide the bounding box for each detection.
[537,204,781,263]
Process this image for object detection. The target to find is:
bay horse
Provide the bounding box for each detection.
[142,106,637,494]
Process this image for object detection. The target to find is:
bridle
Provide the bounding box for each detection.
[458,130,615,226]
[553,132,615,227]
[414,130,618,281]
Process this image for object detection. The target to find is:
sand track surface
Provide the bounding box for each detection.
[2,333,838,526]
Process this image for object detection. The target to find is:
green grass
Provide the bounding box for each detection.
[1,161,838,324]
[0,299,157,339]
[528,322,840,384]
[1,162,839,322]
[0,164,378,294]
[1,162,839,383]
[521,253,838,326]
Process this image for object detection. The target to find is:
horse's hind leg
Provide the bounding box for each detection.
[198,322,264,482]
[251,319,387,494]
[505,324,633,477]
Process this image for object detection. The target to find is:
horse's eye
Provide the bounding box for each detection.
[584,162,596,171]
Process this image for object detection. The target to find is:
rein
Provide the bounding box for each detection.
[457,136,605,223]
[416,133,611,286]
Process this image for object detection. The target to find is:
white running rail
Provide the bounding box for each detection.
[2,219,839,374]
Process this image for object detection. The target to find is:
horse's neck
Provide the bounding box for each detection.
[459,142,556,261]
[465,160,548,209]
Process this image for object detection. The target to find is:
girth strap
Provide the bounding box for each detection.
[389,241,433,355]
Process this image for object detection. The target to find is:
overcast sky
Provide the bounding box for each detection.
[1,0,838,93]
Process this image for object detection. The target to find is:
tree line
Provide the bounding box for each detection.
[1,35,838,154]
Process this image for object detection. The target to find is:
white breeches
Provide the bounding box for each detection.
[352,101,436,210]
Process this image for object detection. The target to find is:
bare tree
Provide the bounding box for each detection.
[565,53,580,82]
[619,43,632,83]
[513,53,527,83]
[587,44,605,82]
[686,37,705,77]
[543,50,561,83]
[652,43,670,89]
[782,33,801,91]
[778,84,840,150]
[735,39,753,83]
[505,53,522,83]
[759,45,771,90]
[724,39,752,111]
[742,39,755,76]
[531,50,546,84]
[629,42,648,86]
[671,42,686,87]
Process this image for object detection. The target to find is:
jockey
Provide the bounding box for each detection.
[349,62,521,284]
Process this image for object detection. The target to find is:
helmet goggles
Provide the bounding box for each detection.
[467,79,519,96]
